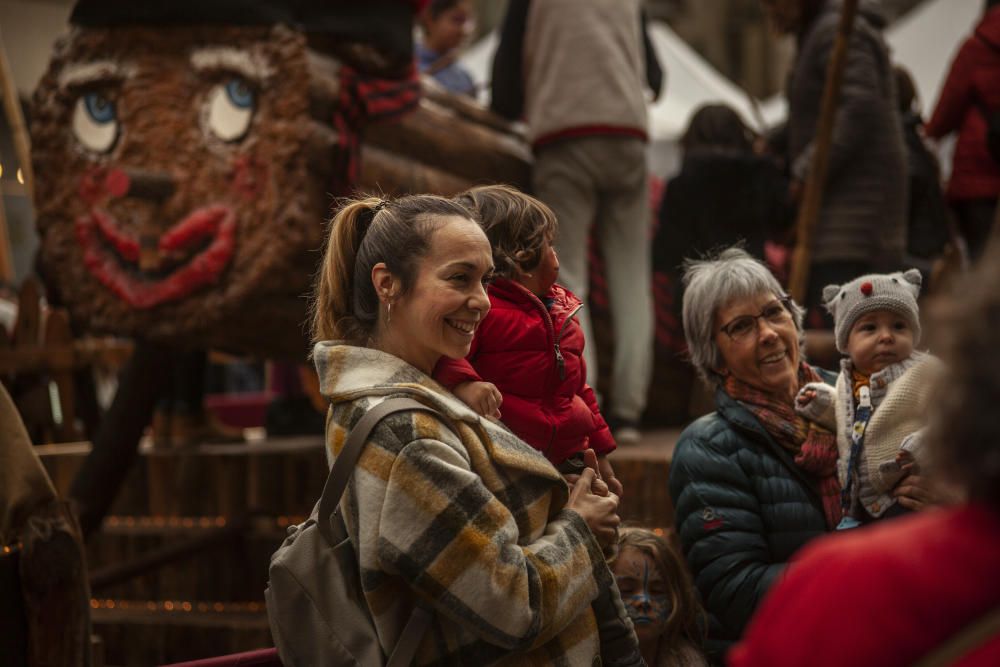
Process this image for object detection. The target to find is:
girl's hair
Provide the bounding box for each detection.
[454,184,557,280]
[611,527,706,645]
[681,104,754,155]
[311,193,472,345]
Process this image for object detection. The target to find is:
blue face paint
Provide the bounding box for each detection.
[614,550,672,627]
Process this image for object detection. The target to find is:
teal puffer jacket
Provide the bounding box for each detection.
[669,375,833,662]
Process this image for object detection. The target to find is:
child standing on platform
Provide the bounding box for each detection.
[434,184,622,493]
[795,270,942,528]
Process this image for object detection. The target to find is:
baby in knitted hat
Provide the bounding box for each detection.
[795,269,942,529]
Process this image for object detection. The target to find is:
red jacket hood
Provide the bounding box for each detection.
[977,6,1000,46]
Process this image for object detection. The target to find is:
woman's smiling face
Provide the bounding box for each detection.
[715,292,801,400]
[613,546,671,646]
[383,215,493,374]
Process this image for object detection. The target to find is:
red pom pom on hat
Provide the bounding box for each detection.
[860,281,873,296]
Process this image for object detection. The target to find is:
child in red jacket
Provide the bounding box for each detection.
[434,184,621,493]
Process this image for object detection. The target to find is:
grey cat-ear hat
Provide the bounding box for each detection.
[822,269,922,354]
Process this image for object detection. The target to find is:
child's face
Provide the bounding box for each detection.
[517,239,559,297]
[421,1,473,54]
[846,310,915,375]
[612,546,670,646]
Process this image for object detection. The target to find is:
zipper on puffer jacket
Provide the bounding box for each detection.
[553,304,584,380]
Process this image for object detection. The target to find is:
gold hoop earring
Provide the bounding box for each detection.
[386,301,392,326]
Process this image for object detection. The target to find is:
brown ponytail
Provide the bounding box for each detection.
[311,193,474,345]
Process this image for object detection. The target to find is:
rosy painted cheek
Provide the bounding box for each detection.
[78,166,130,206]
[229,154,268,200]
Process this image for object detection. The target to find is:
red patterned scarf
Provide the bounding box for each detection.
[724,363,842,529]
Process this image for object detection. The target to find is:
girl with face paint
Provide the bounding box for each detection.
[611,528,709,667]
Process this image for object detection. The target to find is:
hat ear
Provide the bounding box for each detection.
[902,268,922,291]
[822,284,841,310]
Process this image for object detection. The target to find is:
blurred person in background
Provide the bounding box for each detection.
[925,0,1000,263]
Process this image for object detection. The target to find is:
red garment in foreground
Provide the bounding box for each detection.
[729,503,1000,667]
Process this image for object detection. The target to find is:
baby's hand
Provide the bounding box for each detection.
[794,382,837,429]
[453,381,502,418]
[796,387,817,407]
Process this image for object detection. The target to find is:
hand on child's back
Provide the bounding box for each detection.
[454,381,502,418]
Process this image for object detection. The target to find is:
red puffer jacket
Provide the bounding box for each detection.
[433,279,615,464]
[926,6,1000,201]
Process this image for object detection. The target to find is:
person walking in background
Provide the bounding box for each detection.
[490,0,663,443]
[416,0,477,96]
[762,0,908,328]
[925,0,1000,263]
[730,243,1000,667]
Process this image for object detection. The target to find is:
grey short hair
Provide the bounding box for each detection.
[681,247,804,383]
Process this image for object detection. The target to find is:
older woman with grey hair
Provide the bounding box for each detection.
[667,247,837,661]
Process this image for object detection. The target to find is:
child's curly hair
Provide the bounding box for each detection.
[454,185,557,280]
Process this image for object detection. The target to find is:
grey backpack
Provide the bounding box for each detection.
[265,398,449,666]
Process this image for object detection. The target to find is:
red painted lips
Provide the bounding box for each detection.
[75,204,236,308]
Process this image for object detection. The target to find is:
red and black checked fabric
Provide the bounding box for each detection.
[332,63,422,195]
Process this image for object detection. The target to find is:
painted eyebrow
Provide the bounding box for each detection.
[58,60,132,89]
[189,47,273,82]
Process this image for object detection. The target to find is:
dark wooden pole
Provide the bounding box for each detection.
[69,340,171,538]
[788,0,861,303]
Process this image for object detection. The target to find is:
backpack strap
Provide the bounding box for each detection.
[317,396,455,544]
[913,604,1000,667]
[316,396,457,666]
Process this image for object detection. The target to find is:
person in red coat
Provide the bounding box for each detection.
[728,243,1000,667]
[434,185,621,492]
[925,0,1000,261]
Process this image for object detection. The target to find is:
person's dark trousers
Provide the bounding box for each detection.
[951,197,999,262]
[804,261,872,329]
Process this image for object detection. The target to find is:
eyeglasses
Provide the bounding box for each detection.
[719,297,793,342]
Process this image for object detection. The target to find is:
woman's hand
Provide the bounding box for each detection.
[597,454,624,497]
[566,467,621,548]
[893,462,941,511]
[894,462,965,510]
[453,381,502,418]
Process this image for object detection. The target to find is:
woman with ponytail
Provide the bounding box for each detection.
[308,194,640,665]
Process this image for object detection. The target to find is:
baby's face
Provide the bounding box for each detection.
[846,310,915,375]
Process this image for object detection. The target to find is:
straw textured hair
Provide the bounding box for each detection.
[681,247,804,383]
[454,184,557,280]
[311,193,473,345]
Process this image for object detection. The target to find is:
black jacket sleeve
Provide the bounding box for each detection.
[490,0,530,120]
[642,11,664,101]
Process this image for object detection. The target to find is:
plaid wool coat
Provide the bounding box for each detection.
[314,342,630,665]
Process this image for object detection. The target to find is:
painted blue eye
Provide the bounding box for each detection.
[224,78,254,109]
[73,92,119,153]
[84,92,116,123]
[206,77,256,142]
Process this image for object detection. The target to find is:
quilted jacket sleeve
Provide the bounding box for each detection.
[374,433,611,651]
[668,421,786,643]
